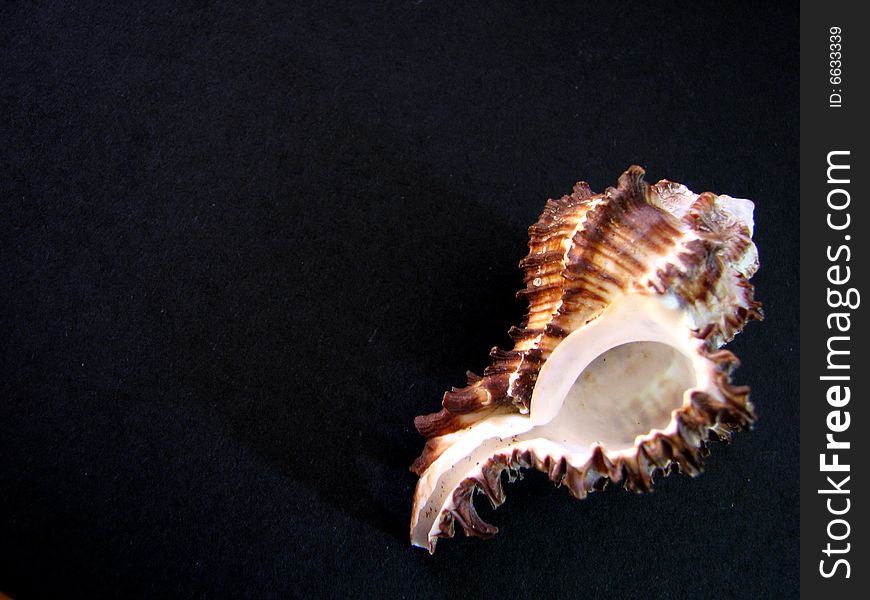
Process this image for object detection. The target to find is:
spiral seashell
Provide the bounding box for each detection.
[410,166,762,553]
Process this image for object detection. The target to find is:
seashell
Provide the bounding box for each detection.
[410,166,762,553]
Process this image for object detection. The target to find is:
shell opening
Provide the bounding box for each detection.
[554,340,695,453]
[528,293,701,428]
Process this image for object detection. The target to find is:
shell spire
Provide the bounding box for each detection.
[410,166,762,553]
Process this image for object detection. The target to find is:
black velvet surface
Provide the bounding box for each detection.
[2,2,798,598]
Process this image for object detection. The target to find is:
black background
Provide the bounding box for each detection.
[2,2,798,598]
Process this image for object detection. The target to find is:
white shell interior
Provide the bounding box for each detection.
[411,293,713,549]
[549,340,694,452]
